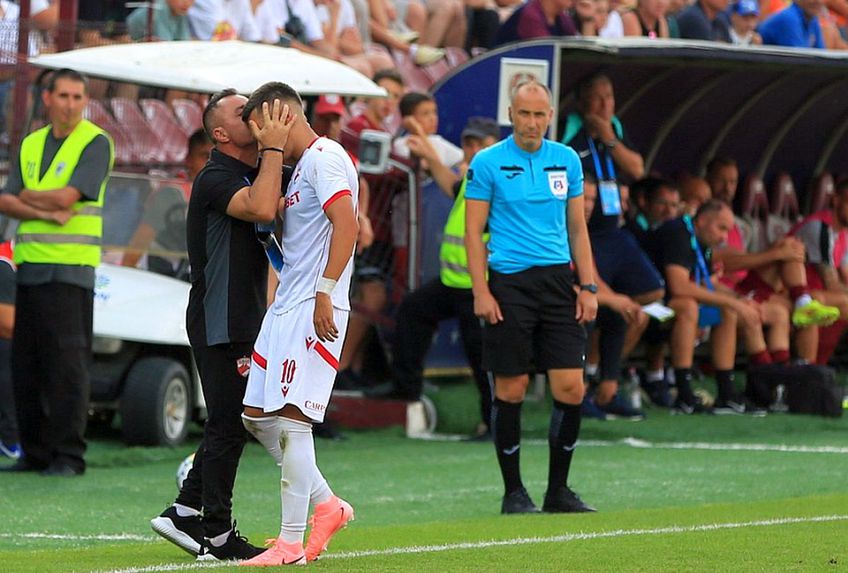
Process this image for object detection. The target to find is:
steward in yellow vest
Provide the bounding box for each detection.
[369,116,500,440]
[0,69,113,476]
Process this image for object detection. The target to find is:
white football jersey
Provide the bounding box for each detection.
[274,137,359,313]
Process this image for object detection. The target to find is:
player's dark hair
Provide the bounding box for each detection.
[202,88,238,140]
[46,68,88,94]
[399,92,434,118]
[242,81,303,122]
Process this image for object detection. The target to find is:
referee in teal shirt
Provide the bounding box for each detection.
[465,79,598,515]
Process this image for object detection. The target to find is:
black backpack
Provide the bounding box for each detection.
[746,363,844,418]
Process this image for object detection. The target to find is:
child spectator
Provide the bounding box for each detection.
[728,0,763,44]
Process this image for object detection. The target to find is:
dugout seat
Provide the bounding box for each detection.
[422,58,451,84]
[84,99,135,165]
[767,172,801,243]
[391,49,433,93]
[140,99,188,164]
[444,46,469,69]
[110,97,168,165]
[806,172,834,214]
[170,98,203,137]
[738,174,770,252]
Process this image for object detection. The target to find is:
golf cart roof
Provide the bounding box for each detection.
[29,40,386,98]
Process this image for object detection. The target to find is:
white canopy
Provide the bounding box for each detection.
[29,40,386,98]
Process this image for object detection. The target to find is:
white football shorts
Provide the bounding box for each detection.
[244,298,349,422]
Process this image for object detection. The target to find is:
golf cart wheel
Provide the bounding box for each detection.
[121,357,191,446]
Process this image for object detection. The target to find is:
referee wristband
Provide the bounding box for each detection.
[260,147,285,155]
[316,277,337,296]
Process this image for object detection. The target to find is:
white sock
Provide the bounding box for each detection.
[173,503,200,518]
[242,414,284,466]
[794,294,813,308]
[646,369,665,383]
[585,363,599,376]
[311,466,333,507]
[279,417,316,545]
[209,528,230,547]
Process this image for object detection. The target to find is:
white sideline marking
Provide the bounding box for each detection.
[92,515,848,573]
[0,532,154,542]
[416,433,848,454]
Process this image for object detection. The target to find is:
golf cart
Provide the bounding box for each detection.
[21,41,385,446]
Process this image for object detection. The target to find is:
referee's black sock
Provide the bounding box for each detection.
[491,398,524,495]
[547,400,581,492]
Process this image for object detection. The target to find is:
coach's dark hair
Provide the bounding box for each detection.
[241,81,303,122]
[202,88,238,140]
[694,199,729,221]
[46,68,88,94]
[399,92,434,118]
[372,68,404,87]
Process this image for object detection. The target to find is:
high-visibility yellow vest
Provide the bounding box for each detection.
[439,179,488,289]
[14,120,113,268]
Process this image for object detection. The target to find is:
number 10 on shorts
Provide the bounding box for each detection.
[281,359,297,397]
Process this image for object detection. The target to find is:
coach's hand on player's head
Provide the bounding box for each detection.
[249,99,297,151]
[314,293,339,342]
[575,290,598,325]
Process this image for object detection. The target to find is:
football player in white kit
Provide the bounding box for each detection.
[239,83,359,566]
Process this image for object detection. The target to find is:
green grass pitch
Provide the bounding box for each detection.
[1,381,846,572]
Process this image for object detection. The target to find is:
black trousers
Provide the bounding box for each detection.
[176,342,251,537]
[392,279,492,429]
[0,338,19,445]
[12,282,93,471]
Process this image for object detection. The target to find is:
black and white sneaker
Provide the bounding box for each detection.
[196,523,264,561]
[500,487,541,514]
[542,486,597,513]
[672,395,712,415]
[150,506,204,556]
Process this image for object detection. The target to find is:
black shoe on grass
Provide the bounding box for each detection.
[501,487,541,514]
[542,486,596,513]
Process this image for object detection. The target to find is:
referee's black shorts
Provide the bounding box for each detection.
[483,264,586,376]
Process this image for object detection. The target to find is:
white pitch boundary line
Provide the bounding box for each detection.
[92,514,848,573]
[0,533,154,542]
[416,433,848,454]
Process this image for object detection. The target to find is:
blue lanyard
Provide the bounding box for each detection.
[682,215,714,291]
[587,137,617,181]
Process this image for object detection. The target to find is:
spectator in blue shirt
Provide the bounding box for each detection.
[758,0,825,48]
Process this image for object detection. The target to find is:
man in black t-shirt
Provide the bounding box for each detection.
[653,200,772,415]
[150,88,296,561]
[563,73,664,414]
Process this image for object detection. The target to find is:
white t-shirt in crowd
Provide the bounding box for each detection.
[256,0,325,44]
[393,133,464,168]
[315,0,357,34]
[599,10,624,39]
[275,136,359,313]
[188,0,261,41]
[0,0,49,63]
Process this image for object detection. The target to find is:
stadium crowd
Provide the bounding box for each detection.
[0,0,846,458]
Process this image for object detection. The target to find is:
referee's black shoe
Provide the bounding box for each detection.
[501,487,541,514]
[542,486,596,513]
